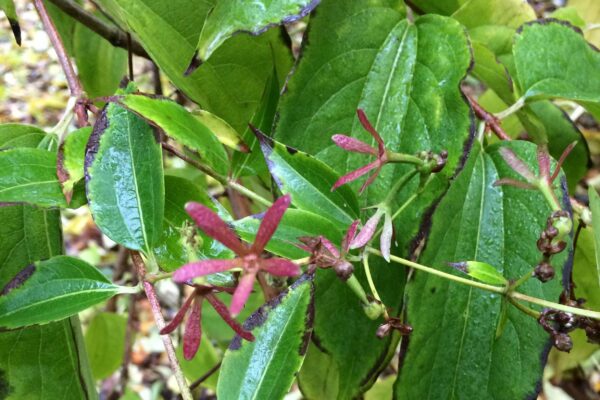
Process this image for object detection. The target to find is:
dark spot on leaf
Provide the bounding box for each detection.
[285,145,298,155]
[84,106,109,186]
[430,287,436,294]
[1,264,35,296]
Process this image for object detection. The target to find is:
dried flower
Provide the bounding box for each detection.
[173,195,300,316]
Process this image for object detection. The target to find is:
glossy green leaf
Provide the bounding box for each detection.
[153,175,218,272]
[84,312,127,380]
[231,68,279,180]
[450,261,508,285]
[217,275,314,400]
[59,126,92,197]
[119,94,229,176]
[85,101,164,253]
[259,136,359,226]
[0,256,123,329]
[588,187,600,288]
[192,109,246,152]
[0,124,46,148]
[276,2,473,395]
[95,0,292,133]
[195,0,318,62]
[0,205,96,399]
[394,142,571,399]
[0,0,20,45]
[233,208,343,259]
[73,14,128,99]
[513,20,600,117]
[0,148,66,207]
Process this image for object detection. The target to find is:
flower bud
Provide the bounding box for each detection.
[376,323,392,339]
[334,261,354,281]
[363,300,384,320]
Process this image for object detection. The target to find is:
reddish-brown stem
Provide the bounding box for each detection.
[465,93,512,141]
[130,251,193,400]
[33,0,87,127]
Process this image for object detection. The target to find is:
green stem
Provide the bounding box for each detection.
[494,96,525,120]
[386,152,423,166]
[292,256,311,266]
[511,292,600,320]
[362,253,388,319]
[369,247,600,320]
[537,181,562,212]
[367,248,505,294]
[384,170,418,205]
[508,297,540,318]
[511,270,532,289]
[227,181,273,207]
[145,271,174,283]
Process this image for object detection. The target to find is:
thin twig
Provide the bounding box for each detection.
[34,0,87,127]
[464,93,512,141]
[130,251,193,400]
[46,0,149,59]
[189,361,222,390]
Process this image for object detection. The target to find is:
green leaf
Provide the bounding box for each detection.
[233,208,343,259]
[588,187,600,289]
[0,148,66,207]
[73,14,128,99]
[95,0,292,133]
[0,0,20,45]
[84,312,127,380]
[0,123,46,148]
[153,175,219,272]
[258,135,359,227]
[194,0,318,63]
[177,337,220,390]
[275,2,473,395]
[59,126,92,197]
[119,94,229,176]
[217,275,314,400]
[513,20,600,117]
[450,261,508,285]
[0,205,96,399]
[85,101,164,253]
[231,68,279,180]
[407,0,466,15]
[451,0,535,58]
[0,256,122,328]
[192,109,247,152]
[394,141,571,399]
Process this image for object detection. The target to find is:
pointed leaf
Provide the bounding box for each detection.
[119,95,229,176]
[449,261,508,285]
[85,100,164,252]
[59,126,92,197]
[394,142,571,399]
[217,274,314,400]
[0,0,20,45]
[0,148,66,207]
[0,256,123,329]
[194,0,318,62]
[258,135,360,226]
[84,312,127,380]
[0,204,96,399]
[233,208,343,260]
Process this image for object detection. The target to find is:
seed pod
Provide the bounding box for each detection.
[553,333,573,352]
[333,260,354,281]
[534,262,555,282]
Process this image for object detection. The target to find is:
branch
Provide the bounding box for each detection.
[130,251,193,400]
[46,0,150,59]
[464,92,512,141]
[34,0,87,127]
